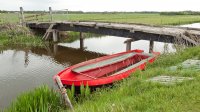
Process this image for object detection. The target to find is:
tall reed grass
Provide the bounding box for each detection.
[6,85,62,112]
[0,23,45,47]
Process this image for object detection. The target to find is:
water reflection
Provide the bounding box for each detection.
[1,23,199,109]
[60,23,200,54]
[0,45,103,108]
[181,23,200,28]
[59,36,176,54]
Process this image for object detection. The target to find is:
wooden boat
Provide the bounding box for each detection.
[54,49,159,87]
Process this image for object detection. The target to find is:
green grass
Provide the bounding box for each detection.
[1,13,200,25]
[72,46,200,112]
[0,24,45,47]
[0,13,19,24]
[74,76,200,112]
[54,13,200,25]
[1,12,200,111]
[4,47,200,112]
[5,85,62,112]
[0,33,44,47]
[62,32,102,43]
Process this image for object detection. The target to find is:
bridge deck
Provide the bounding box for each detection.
[26,21,200,45]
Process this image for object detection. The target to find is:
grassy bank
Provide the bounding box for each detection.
[5,85,62,112]
[0,24,99,46]
[0,24,45,47]
[63,32,102,43]
[5,46,200,112]
[73,46,200,112]
[1,13,200,25]
[1,12,200,112]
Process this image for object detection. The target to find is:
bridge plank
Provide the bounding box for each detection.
[42,24,55,40]
[27,21,200,45]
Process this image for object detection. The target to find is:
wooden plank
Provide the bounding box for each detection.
[26,18,39,22]
[180,34,199,46]
[149,40,154,53]
[124,38,134,51]
[53,30,58,42]
[42,24,55,40]
[124,38,134,43]
[27,21,200,45]
[25,13,47,19]
[25,15,36,19]
[25,13,47,22]
[72,52,136,73]
[74,22,96,27]
[80,32,84,50]
[55,76,73,110]
[66,22,182,36]
[79,72,97,79]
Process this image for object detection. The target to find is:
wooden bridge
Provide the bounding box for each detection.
[18,7,200,52]
[26,21,200,52]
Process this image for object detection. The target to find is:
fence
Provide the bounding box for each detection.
[19,7,54,26]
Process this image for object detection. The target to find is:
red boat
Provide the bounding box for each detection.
[54,49,159,87]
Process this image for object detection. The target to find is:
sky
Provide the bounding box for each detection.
[0,0,200,12]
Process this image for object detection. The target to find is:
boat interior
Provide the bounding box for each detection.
[71,52,151,79]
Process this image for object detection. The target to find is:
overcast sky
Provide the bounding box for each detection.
[0,0,199,12]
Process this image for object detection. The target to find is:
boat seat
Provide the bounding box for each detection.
[72,52,136,73]
[110,57,152,76]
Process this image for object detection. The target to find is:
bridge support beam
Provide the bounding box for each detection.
[149,40,154,53]
[53,44,58,55]
[124,38,135,51]
[80,32,84,50]
[53,30,59,42]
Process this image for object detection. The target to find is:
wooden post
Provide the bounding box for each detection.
[124,38,134,51]
[18,12,21,25]
[80,32,84,50]
[53,44,58,55]
[20,7,25,26]
[53,30,58,42]
[149,40,154,53]
[24,50,29,67]
[35,15,38,21]
[49,7,53,22]
[55,76,74,110]
[126,42,131,51]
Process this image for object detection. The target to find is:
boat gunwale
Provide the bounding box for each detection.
[72,53,137,73]
[70,50,144,71]
[70,55,154,81]
[54,50,159,86]
[72,52,153,74]
[58,54,156,80]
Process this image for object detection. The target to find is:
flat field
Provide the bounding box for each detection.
[1,13,200,25]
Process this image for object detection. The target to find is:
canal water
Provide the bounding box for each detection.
[0,45,104,109]
[59,36,176,54]
[0,23,199,109]
[181,23,200,28]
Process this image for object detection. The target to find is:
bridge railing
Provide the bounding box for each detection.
[24,13,48,22]
[19,7,54,26]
